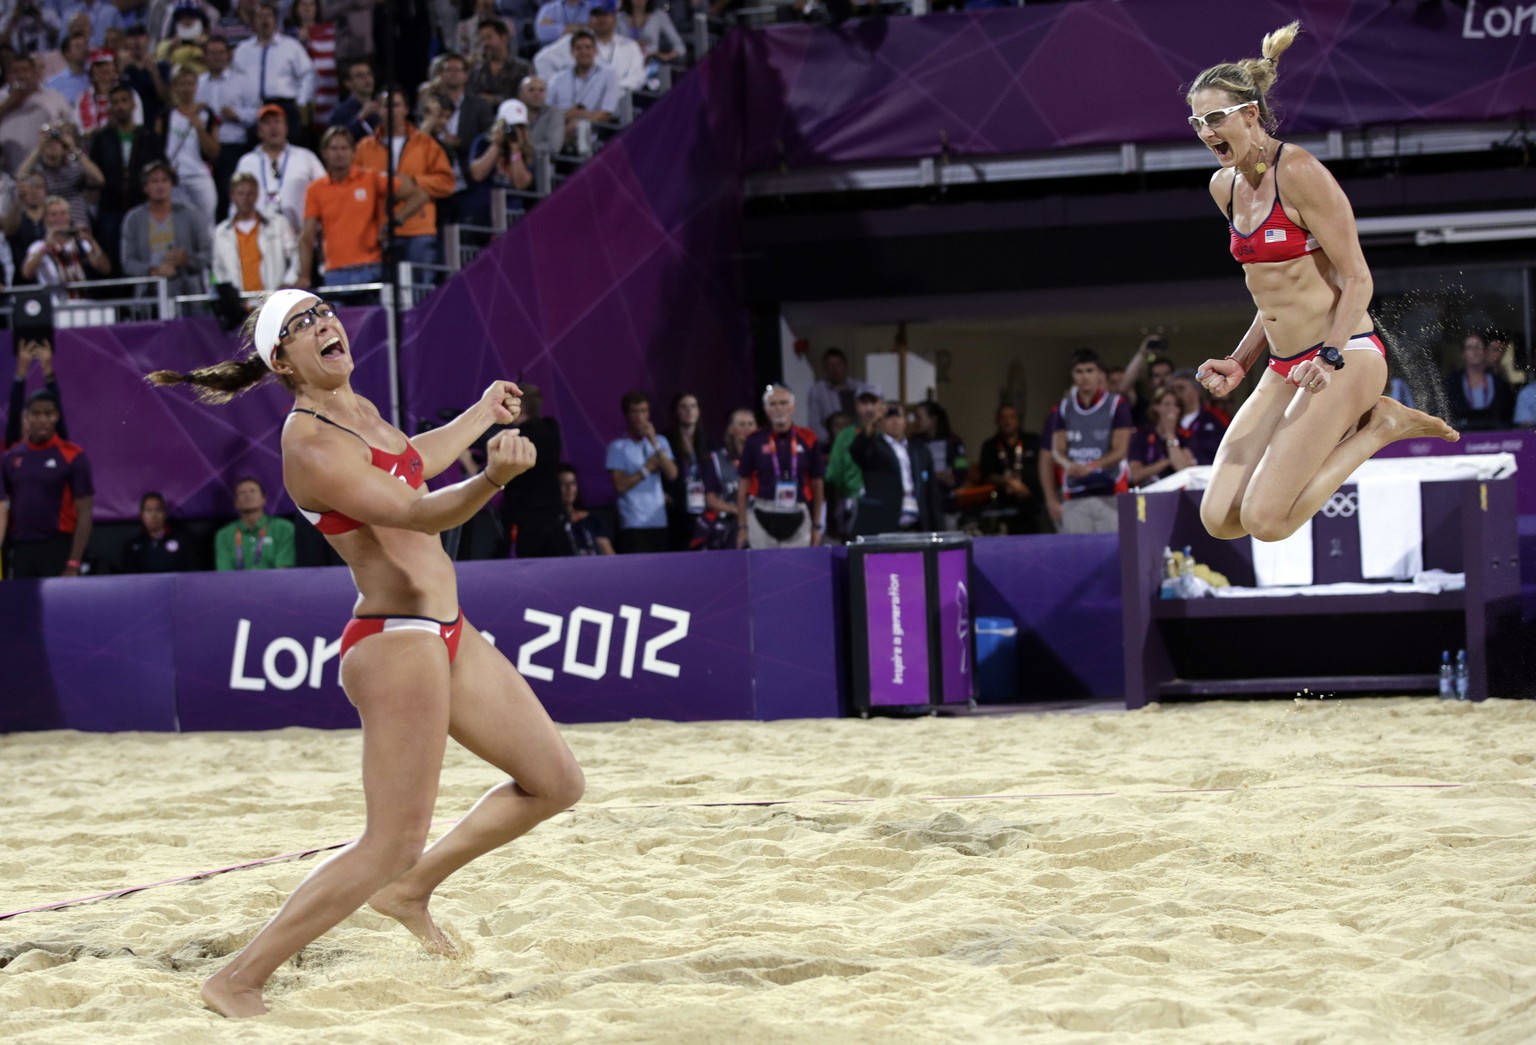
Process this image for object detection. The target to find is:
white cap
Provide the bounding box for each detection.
[496,99,528,127]
[253,289,318,370]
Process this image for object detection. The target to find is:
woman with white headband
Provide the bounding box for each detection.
[149,289,586,1018]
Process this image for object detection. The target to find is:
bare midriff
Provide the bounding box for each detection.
[1244,248,1371,354]
[328,526,460,620]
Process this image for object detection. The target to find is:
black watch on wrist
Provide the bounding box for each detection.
[1317,346,1345,370]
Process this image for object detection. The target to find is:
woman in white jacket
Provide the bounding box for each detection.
[212,172,299,293]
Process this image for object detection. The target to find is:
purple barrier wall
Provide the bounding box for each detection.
[738,2,1536,168]
[746,547,848,719]
[2,532,1135,731]
[0,574,178,732]
[970,533,1124,699]
[3,548,842,733]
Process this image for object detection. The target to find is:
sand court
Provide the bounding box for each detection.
[3,697,1535,1043]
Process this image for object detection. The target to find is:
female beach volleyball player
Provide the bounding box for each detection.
[1188,21,1457,543]
[149,290,585,1017]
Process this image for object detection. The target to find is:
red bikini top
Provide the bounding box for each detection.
[1227,144,1320,265]
[291,408,425,535]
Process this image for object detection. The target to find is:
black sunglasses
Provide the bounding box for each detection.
[277,303,337,343]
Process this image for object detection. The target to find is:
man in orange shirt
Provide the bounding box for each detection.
[353,86,455,272]
[298,126,424,288]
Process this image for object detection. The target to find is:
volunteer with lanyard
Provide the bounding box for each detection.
[213,474,296,570]
[233,104,326,235]
[735,384,824,549]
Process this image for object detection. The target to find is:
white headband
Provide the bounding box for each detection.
[253,289,319,370]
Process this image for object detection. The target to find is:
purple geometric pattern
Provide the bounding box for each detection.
[399,37,756,504]
[738,3,1536,165]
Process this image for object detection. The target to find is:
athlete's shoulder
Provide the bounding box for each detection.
[1275,142,1338,192]
[1206,166,1234,203]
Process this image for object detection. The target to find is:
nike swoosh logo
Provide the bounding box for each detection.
[444,627,458,641]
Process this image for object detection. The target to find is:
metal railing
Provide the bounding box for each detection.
[1,276,172,327]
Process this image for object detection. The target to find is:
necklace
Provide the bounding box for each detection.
[1239,140,1272,176]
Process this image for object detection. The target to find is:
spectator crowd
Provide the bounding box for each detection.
[0,0,690,304]
[2,316,1532,577]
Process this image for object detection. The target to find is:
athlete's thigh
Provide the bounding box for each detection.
[447,620,582,795]
[1245,355,1386,512]
[341,631,454,834]
[1202,369,1294,514]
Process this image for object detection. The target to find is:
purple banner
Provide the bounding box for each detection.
[935,546,972,705]
[739,3,1536,168]
[862,550,931,707]
[1379,431,1536,516]
[0,548,839,732]
[0,574,178,732]
[747,547,847,719]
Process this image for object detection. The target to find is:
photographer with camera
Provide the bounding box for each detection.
[468,98,534,201]
[20,195,110,295]
[1117,332,1175,426]
[418,52,494,225]
[17,121,105,233]
[0,55,74,178]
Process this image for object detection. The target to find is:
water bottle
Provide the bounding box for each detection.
[1159,547,1179,600]
[1179,545,1197,599]
[1438,650,1454,698]
[1454,649,1469,700]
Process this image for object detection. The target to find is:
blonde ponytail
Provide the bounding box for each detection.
[1187,21,1302,133]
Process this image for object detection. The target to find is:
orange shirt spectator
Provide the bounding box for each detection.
[298,126,423,287]
[353,91,454,241]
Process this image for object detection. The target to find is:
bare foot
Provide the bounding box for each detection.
[367,886,460,957]
[1366,395,1460,444]
[201,966,268,1018]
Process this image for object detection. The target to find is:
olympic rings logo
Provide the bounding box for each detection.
[1320,491,1358,518]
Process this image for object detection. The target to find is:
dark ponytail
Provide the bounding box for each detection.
[146,300,290,404]
[146,354,275,405]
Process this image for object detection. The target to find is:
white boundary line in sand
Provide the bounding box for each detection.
[0,781,1503,923]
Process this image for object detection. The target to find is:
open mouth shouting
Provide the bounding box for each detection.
[320,336,346,360]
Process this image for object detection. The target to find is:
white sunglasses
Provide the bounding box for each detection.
[1187,101,1256,131]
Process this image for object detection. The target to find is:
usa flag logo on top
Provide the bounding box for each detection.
[1264,229,1288,243]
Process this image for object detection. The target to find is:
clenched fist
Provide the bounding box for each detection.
[1195,357,1245,399]
[480,380,524,424]
[484,428,537,486]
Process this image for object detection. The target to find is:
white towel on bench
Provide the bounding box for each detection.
[1252,518,1313,587]
[1357,475,1423,580]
